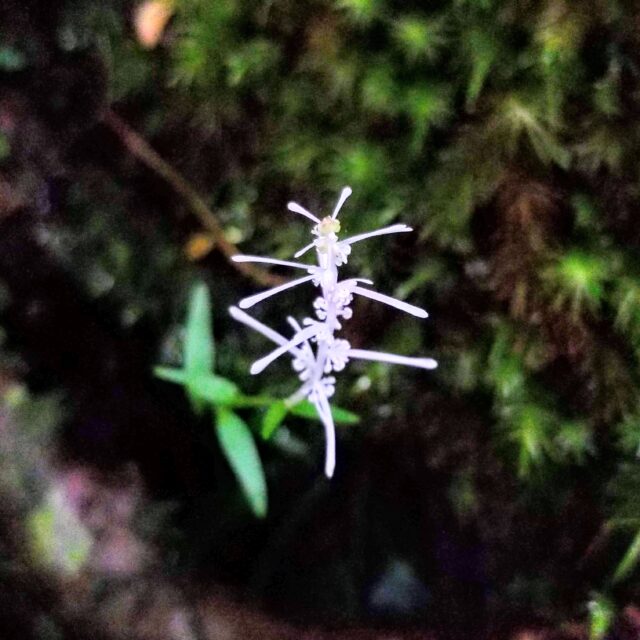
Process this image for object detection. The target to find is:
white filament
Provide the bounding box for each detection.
[250,325,319,375]
[348,349,438,370]
[352,286,428,318]
[228,306,294,350]
[294,242,316,258]
[232,255,310,270]
[287,202,320,224]
[314,386,336,477]
[331,186,352,219]
[239,275,315,309]
[342,224,412,246]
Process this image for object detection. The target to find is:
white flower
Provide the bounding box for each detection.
[313,297,328,320]
[230,187,437,478]
[326,339,351,373]
[309,376,336,402]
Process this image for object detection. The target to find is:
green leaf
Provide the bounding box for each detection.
[153,366,188,386]
[289,399,360,424]
[226,39,280,88]
[393,16,446,63]
[261,401,289,440]
[500,402,556,477]
[543,249,613,318]
[554,420,594,464]
[230,394,276,408]
[215,407,267,518]
[497,93,572,169]
[185,283,214,376]
[188,374,239,406]
[613,529,640,584]
[233,396,359,425]
[588,593,615,640]
[465,28,498,106]
[335,0,382,24]
[402,83,452,147]
[360,61,399,116]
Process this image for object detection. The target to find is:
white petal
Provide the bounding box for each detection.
[353,286,428,318]
[250,325,319,375]
[239,275,315,309]
[287,316,314,354]
[228,306,293,349]
[313,388,336,478]
[342,224,412,246]
[287,202,320,224]
[294,242,316,258]
[340,277,374,287]
[232,255,311,270]
[286,316,303,332]
[348,348,437,370]
[331,186,352,219]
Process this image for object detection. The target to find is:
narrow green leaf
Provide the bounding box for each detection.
[588,593,615,640]
[232,395,360,425]
[230,395,277,408]
[153,366,188,385]
[215,407,267,518]
[613,529,640,584]
[188,374,239,406]
[289,399,360,424]
[465,28,498,106]
[261,401,288,440]
[185,283,214,376]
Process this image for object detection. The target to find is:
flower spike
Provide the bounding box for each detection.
[230,187,436,477]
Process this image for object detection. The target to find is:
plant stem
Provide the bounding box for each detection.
[103,109,284,287]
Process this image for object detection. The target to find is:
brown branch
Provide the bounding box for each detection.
[103,109,284,287]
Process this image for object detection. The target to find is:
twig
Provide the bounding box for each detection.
[103,109,284,287]
[577,521,612,570]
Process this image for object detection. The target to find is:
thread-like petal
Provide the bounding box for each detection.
[239,275,315,309]
[339,277,374,287]
[294,242,316,258]
[331,186,352,219]
[287,202,320,224]
[353,286,428,318]
[232,255,311,270]
[228,306,293,350]
[287,316,314,357]
[348,348,437,370]
[313,388,336,477]
[250,325,319,375]
[342,224,412,246]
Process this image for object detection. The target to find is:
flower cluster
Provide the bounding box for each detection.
[229,187,437,477]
